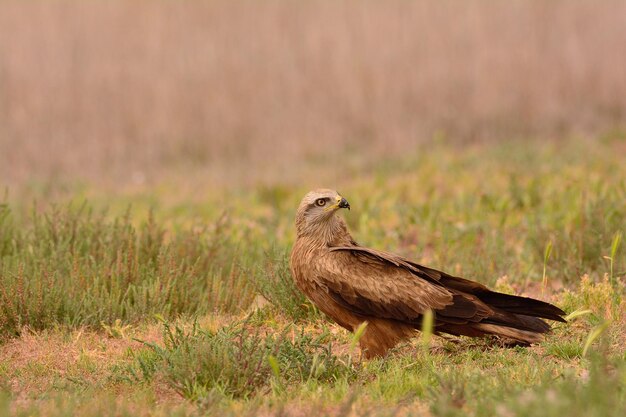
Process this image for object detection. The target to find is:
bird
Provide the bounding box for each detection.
[290,188,566,358]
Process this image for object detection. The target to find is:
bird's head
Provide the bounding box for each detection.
[295,189,350,238]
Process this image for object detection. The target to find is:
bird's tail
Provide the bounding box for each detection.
[474,290,566,323]
[438,322,545,345]
[436,310,556,344]
[435,288,566,344]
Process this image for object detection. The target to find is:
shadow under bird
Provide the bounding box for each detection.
[290,189,566,358]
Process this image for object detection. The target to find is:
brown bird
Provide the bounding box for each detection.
[290,189,566,358]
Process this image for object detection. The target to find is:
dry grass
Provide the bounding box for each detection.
[0,324,188,415]
[1,327,156,398]
[1,0,626,187]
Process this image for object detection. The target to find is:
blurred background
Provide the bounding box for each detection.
[1,0,625,189]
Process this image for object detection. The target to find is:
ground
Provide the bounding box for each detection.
[1,139,625,416]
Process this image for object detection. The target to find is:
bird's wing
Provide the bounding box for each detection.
[313,247,455,322]
[330,246,565,324]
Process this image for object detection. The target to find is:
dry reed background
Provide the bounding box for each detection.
[1,0,625,187]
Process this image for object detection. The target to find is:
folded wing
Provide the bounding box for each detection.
[325,246,566,337]
[315,247,495,326]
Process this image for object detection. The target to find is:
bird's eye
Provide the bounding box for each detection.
[315,198,326,207]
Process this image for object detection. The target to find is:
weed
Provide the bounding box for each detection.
[128,319,357,400]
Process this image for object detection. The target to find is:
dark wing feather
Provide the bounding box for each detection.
[329,246,566,327]
[313,249,454,322]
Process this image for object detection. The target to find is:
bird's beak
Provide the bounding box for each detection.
[324,196,351,212]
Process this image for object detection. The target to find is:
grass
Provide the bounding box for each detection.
[0,204,256,337]
[120,317,356,400]
[0,139,625,416]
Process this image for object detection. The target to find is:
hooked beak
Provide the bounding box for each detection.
[338,196,350,210]
[324,195,351,212]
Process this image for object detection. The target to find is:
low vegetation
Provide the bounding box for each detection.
[0,206,255,337]
[1,140,625,416]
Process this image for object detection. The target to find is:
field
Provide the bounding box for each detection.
[1,139,625,416]
[1,1,626,416]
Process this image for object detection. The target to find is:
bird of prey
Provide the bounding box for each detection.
[290,189,566,358]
